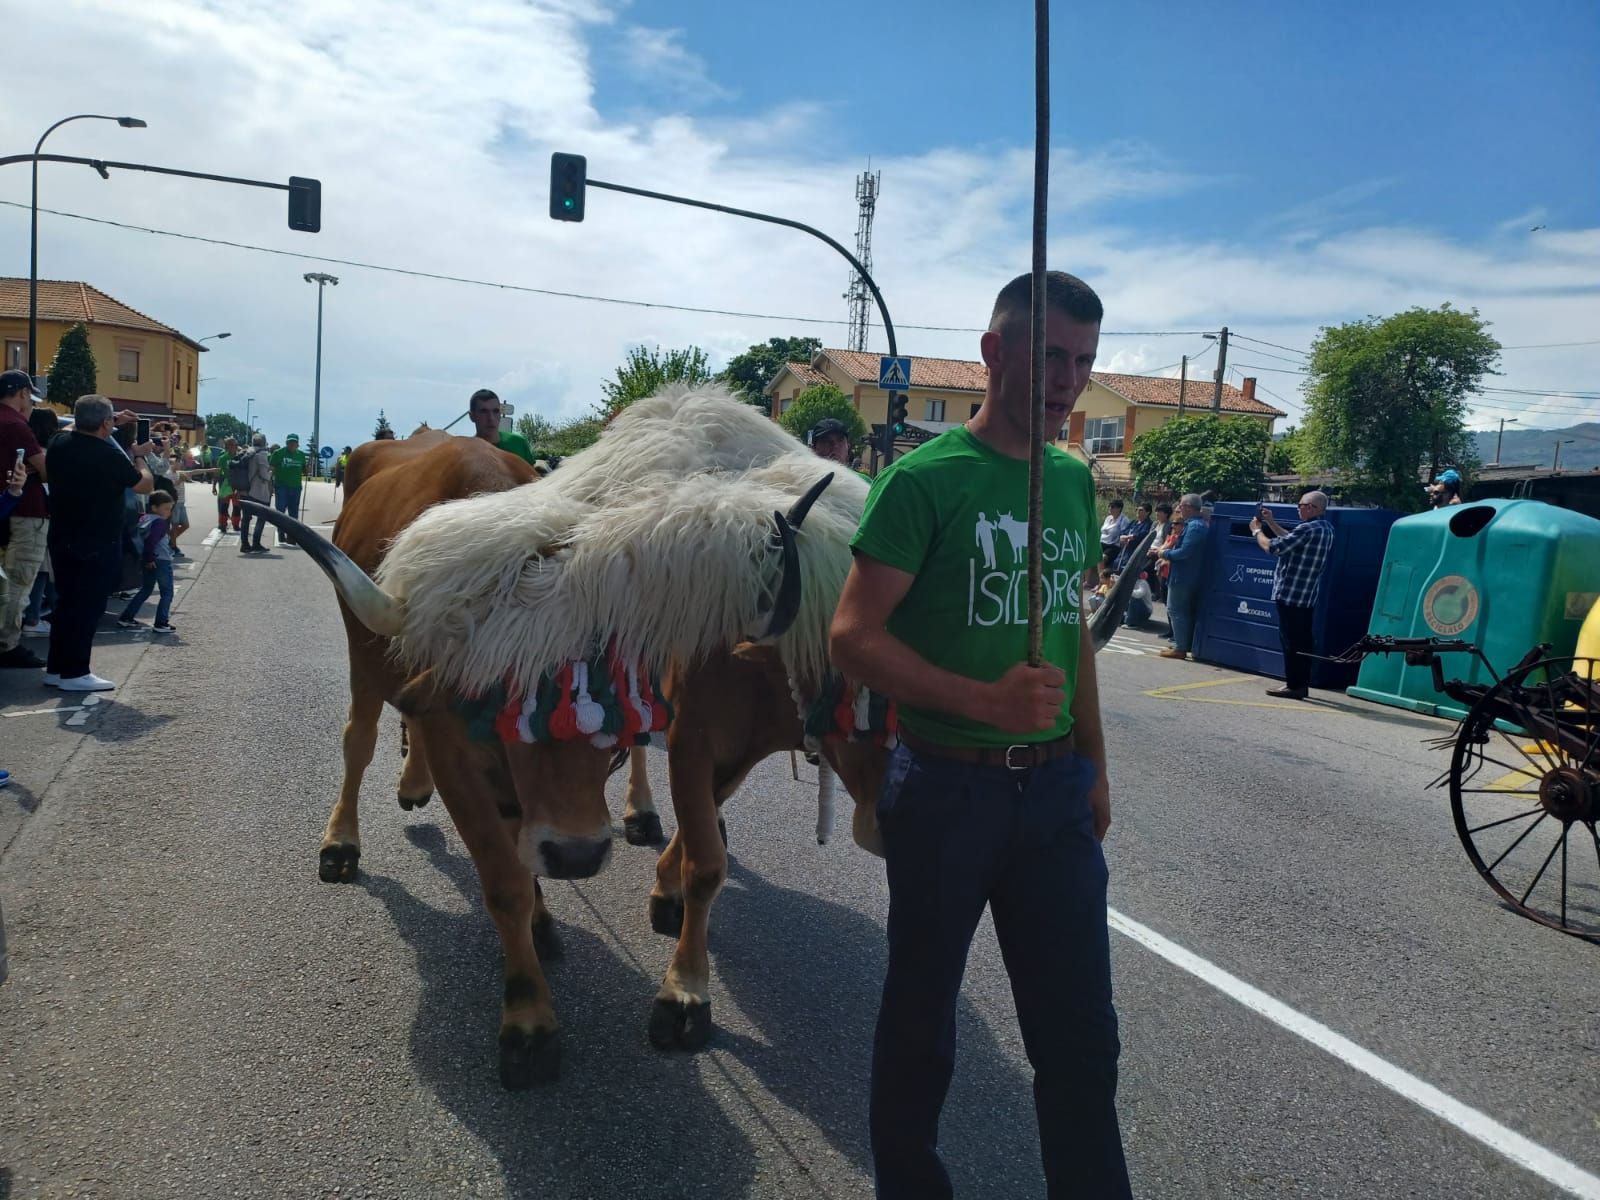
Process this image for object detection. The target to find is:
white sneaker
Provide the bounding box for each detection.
[57,673,115,692]
[22,620,50,636]
[42,673,61,687]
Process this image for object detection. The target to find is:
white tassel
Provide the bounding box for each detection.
[816,757,837,845]
[517,690,539,743]
[626,661,652,732]
[853,687,871,738]
[573,661,604,735]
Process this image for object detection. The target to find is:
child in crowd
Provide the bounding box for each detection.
[117,491,178,635]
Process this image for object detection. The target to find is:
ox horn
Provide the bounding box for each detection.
[1087,525,1160,653]
[235,500,406,638]
[784,472,833,530]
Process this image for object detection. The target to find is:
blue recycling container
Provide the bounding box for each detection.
[1349,499,1600,720]
[1192,501,1402,688]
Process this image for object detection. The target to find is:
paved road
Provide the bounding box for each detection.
[1,481,1596,1199]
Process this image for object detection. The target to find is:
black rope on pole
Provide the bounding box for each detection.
[1027,0,1051,667]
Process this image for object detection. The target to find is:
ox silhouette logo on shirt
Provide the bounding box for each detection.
[969,512,1085,628]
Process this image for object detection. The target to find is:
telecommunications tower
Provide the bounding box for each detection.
[844,168,881,352]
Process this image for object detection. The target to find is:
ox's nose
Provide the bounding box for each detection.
[539,837,612,880]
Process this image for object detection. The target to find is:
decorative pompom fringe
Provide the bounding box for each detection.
[802,675,899,748]
[454,643,673,749]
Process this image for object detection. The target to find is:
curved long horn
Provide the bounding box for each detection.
[758,509,803,640]
[785,473,834,530]
[236,500,405,637]
[1088,526,1160,652]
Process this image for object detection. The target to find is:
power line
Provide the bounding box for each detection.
[1,198,1212,339]
[1232,332,1308,357]
[1238,332,1600,356]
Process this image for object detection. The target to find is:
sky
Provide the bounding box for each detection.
[2,0,1596,455]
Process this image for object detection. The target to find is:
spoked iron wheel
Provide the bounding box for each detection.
[1448,656,1600,944]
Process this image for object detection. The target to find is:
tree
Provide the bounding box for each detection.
[718,336,823,406]
[515,412,603,457]
[1301,305,1499,511]
[203,412,251,445]
[374,409,393,439]
[598,345,713,421]
[1127,414,1271,500]
[776,384,866,449]
[46,322,96,409]
[1266,426,1307,475]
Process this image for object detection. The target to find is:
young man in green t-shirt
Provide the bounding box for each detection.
[468,388,538,466]
[831,271,1129,1198]
[268,433,310,547]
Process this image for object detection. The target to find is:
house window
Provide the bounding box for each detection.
[970,403,982,419]
[924,398,946,422]
[1083,415,1125,455]
[4,340,24,371]
[779,397,795,415]
[118,348,141,382]
[188,362,194,393]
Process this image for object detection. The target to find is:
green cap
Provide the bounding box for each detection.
[285,433,299,442]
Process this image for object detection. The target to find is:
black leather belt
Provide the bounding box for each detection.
[899,728,1076,771]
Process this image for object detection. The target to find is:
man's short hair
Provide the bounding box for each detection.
[469,388,499,409]
[1108,498,1123,509]
[74,394,113,431]
[989,271,1104,337]
[1302,490,1330,512]
[251,432,267,447]
[1155,503,1172,516]
[148,490,175,507]
[1179,492,1204,511]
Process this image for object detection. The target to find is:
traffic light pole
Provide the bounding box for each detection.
[579,176,900,459]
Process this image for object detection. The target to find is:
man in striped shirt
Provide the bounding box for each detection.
[1251,490,1334,699]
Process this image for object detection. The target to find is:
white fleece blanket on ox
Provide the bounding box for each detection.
[375,386,868,698]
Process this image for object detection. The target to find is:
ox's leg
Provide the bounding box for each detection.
[446,804,562,1089]
[622,747,664,847]
[318,683,383,883]
[531,877,564,962]
[396,718,436,810]
[648,748,725,1052]
[648,831,686,938]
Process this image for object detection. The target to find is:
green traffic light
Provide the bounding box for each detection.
[563,197,575,209]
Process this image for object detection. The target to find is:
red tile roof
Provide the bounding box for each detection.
[0,278,202,349]
[1091,371,1285,417]
[820,349,989,392]
[778,361,833,390]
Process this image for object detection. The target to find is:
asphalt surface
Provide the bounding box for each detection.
[1,479,1596,1200]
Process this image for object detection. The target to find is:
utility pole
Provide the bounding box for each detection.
[303,272,339,475]
[1177,355,1188,418]
[1494,417,1517,465]
[1554,439,1573,472]
[844,169,880,353]
[1210,326,1229,412]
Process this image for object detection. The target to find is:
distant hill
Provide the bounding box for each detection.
[1470,422,1600,472]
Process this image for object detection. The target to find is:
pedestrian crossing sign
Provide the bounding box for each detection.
[878,356,912,390]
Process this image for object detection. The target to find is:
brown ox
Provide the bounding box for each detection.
[243,433,620,1088]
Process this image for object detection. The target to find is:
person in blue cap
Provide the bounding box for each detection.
[1430,469,1464,508]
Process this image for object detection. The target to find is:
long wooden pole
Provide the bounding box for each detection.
[1026,0,1050,667]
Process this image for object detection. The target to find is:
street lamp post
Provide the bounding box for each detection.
[1493,417,1518,465]
[1554,439,1574,472]
[29,113,146,377]
[303,272,338,476]
[244,398,255,438]
[198,332,231,344]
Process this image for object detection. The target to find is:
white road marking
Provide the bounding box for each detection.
[64,695,105,726]
[1108,908,1600,1199]
[3,705,90,717]
[1102,638,1160,656]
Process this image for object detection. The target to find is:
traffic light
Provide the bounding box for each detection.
[889,392,909,435]
[287,176,321,233]
[549,153,587,221]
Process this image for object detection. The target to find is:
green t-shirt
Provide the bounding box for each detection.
[270,447,308,487]
[489,430,537,466]
[206,446,235,497]
[850,426,1099,747]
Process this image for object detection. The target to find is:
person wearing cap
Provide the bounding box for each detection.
[0,370,51,669]
[466,388,537,466]
[808,416,871,481]
[1430,469,1464,507]
[268,433,310,546]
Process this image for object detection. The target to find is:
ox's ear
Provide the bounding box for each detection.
[394,668,452,718]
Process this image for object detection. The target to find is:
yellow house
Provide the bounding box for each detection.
[766,349,1284,485]
[0,278,207,436]
[1067,372,1286,490]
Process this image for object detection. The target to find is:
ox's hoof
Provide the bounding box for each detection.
[623,811,665,847]
[648,996,713,1052]
[649,894,684,939]
[532,910,565,962]
[318,843,360,883]
[397,791,433,812]
[498,1025,561,1089]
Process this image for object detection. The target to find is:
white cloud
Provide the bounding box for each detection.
[1,0,1594,455]
[617,26,732,102]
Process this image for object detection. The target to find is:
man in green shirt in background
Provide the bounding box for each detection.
[468,388,537,466]
[269,433,309,547]
[831,271,1129,1198]
[209,436,241,533]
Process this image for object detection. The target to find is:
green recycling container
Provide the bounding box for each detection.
[1349,499,1600,720]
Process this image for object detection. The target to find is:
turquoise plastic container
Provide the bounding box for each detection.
[1349,499,1600,719]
